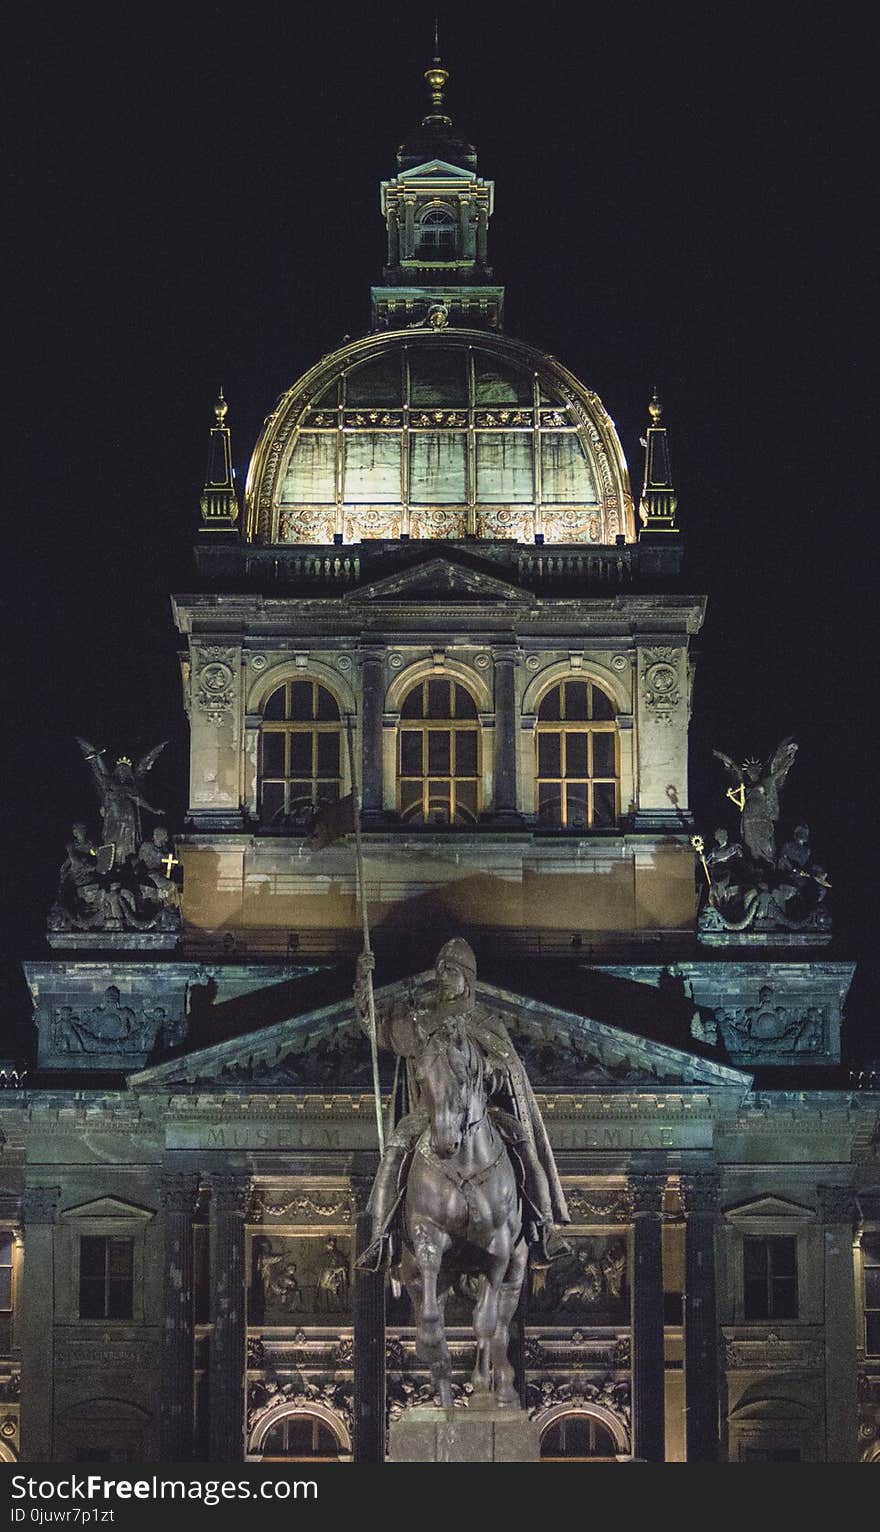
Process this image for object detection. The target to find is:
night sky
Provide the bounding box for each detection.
[5,5,874,1061]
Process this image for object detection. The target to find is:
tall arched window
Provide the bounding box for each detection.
[258,1410,346,1462]
[398,676,480,825]
[536,679,618,828]
[417,207,458,256]
[259,679,342,827]
[539,1411,619,1461]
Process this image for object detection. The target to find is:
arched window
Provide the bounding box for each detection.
[259,1410,346,1462]
[398,677,480,825]
[539,1411,619,1461]
[259,679,342,827]
[536,679,618,828]
[417,207,458,256]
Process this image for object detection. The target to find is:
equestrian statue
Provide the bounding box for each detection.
[354,938,569,1408]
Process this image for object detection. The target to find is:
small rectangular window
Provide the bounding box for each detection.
[743,1235,797,1320]
[79,1236,134,1321]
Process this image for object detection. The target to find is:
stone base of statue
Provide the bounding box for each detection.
[388,1404,540,1463]
[47,930,180,951]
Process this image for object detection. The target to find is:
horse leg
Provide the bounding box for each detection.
[490,1235,528,1407]
[470,1245,509,1399]
[410,1218,453,1408]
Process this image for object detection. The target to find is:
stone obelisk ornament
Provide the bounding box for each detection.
[354,939,569,1411]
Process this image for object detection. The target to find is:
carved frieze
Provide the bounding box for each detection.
[247,1375,353,1436]
[279,508,336,544]
[541,510,602,544]
[563,1187,634,1224]
[252,1190,355,1223]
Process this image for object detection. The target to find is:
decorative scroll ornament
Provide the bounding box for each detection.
[563,1187,634,1223]
[526,1374,631,1430]
[715,986,827,1055]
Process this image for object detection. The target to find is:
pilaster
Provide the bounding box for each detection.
[681,1172,720,1462]
[352,1174,386,1463]
[19,1187,60,1462]
[629,1173,666,1461]
[818,1184,858,1462]
[208,1174,249,1461]
[160,1171,200,1461]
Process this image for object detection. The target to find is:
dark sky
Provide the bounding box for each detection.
[5,4,874,1059]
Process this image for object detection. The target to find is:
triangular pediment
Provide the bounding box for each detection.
[59,1196,154,1222]
[724,1195,815,1222]
[396,160,476,182]
[129,973,752,1093]
[343,555,535,607]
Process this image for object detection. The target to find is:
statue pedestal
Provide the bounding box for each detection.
[388,1404,540,1463]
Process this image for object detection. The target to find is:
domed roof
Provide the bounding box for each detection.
[244,329,634,546]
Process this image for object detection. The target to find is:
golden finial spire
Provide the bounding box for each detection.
[424,17,450,122]
[200,388,239,532]
[638,385,679,536]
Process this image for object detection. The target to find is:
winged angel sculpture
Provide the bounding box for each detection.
[712,737,798,865]
[76,738,167,868]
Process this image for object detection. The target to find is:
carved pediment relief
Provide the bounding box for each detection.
[342,556,535,607]
[130,972,751,1093]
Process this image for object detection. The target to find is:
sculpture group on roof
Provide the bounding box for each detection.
[694,737,831,937]
[48,738,181,935]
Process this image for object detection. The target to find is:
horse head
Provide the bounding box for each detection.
[416,1023,483,1159]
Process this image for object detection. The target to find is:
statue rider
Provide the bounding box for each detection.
[354,937,569,1270]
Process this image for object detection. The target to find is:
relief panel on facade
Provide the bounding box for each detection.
[248,1233,353,1324]
[526,1233,628,1324]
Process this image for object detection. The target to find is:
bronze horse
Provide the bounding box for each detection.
[398,1019,527,1409]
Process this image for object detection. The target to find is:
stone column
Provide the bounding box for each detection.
[386,205,399,268]
[630,1174,666,1462]
[818,1185,858,1462]
[681,1173,720,1462]
[160,1172,200,1461]
[19,1187,59,1462]
[208,1174,249,1461]
[493,649,520,820]
[476,205,488,267]
[359,648,385,822]
[352,1175,385,1463]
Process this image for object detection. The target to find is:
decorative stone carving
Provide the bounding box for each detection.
[247,1375,353,1435]
[526,1374,631,1430]
[722,1332,824,1372]
[159,1172,200,1215]
[280,509,336,544]
[611,654,628,672]
[47,987,186,1056]
[715,986,826,1055]
[640,647,682,723]
[628,1175,666,1217]
[0,1374,21,1403]
[524,654,541,671]
[563,1187,634,1223]
[541,510,601,544]
[680,1173,720,1218]
[250,653,267,670]
[527,1234,627,1319]
[386,1376,469,1420]
[255,1191,354,1222]
[249,1234,352,1322]
[344,509,400,541]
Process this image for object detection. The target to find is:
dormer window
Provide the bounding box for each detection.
[417,207,458,257]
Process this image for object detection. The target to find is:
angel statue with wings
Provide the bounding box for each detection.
[712,737,798,866]
[76,738,167,868]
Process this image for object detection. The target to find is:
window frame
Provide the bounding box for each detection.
[742,1234,799,1322]
[862,1229,880,1358]
[259,678,345,827]
[534,678,619,829]
[78,1235,135,1321]
[396,676,482,827]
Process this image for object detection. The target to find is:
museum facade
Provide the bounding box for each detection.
[1,55,878,1465]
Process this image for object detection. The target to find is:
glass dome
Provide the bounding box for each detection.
[245,331,634,545]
